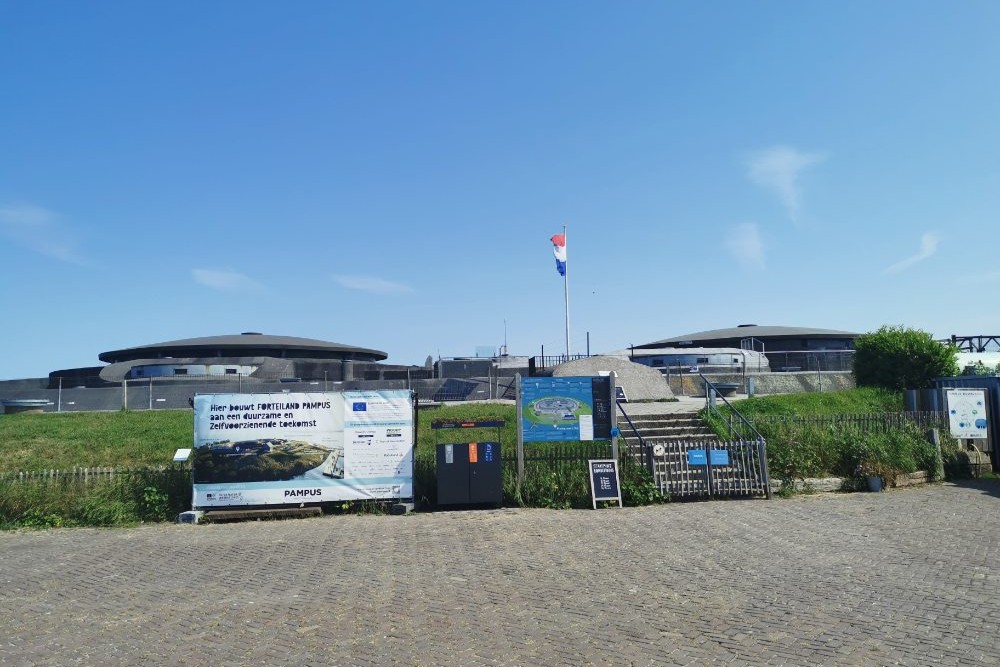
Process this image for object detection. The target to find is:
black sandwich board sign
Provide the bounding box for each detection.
[588,459,622,509]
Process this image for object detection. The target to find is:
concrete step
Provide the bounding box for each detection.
[617,411,719,442]
[632,428,718,439]
[619,414,708,424]
[623,417,705,429]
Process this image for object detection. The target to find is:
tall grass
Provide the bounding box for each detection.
[706,388,951,485]
[0,467,191,529]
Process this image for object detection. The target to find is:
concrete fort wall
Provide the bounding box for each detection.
[668,371,854,397]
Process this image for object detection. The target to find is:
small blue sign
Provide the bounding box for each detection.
[687,449,707,465]
[688,449,729,466]
[352,402,367,412]
[484,443,495,463]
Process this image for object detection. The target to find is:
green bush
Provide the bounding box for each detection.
[854,326,958,390]
[746,419,948,487]
[620,460,666,505]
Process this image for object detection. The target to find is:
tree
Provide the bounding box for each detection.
[853,325,958,390]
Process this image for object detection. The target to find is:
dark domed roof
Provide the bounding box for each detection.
[99,333,387,363]
[637,325,859,348]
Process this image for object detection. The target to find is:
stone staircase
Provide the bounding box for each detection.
[616,410,718,445]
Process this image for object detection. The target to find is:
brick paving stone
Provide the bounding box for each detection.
[1,482,999,665]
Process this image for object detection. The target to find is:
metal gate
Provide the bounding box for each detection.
[647,439,771,500]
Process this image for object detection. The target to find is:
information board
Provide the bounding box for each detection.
[192,390,413,507]
[520,377,613,442]
[588,459,622,509]
[947,389,989,439]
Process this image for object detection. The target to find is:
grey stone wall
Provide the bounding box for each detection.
[668,371,854,396]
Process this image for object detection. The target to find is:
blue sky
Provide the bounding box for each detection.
[2,1,999,379]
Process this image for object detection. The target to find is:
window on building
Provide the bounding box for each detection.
[225,368,237,375]
[173,368,188,375]
[697,357,708,364]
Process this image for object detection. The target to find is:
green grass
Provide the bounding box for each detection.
[416,403,517,459]
[725,387,903,418]
[0,410,192,471]
[0,403,593,471]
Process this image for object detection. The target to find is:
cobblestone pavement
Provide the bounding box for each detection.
[2,482,999,666]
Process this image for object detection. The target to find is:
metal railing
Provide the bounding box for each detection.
[763,350,855,373]
[615,402,648,461]
[700,373,765,442]
[530,354,592,371]
[0,372,522,413]
[749,411,948,433]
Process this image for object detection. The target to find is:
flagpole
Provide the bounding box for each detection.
[563,224,571,359]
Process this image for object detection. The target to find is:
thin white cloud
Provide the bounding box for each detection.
[746,146,826,220]
[884,232,940,274]
[334,274,414,295]
[192,268,266,292]
[0,203,89,265]
[725,223,765,269]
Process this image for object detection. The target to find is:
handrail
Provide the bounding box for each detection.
[615,402,646,451]
[531,354,592,369]
[699,373,765,442]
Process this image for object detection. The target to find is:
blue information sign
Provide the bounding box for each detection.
[520,377,612,442]
[710,450,730,466]
[687,449,730,466]
[687,449,707,465]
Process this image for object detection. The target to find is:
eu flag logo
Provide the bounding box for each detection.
[352,402,367,411]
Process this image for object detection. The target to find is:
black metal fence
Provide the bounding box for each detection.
[713,411,948,443]
[748,411,948,433]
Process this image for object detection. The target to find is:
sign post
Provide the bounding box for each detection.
[588,459,622,509]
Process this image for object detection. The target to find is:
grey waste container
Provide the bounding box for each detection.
[436,442,502,507]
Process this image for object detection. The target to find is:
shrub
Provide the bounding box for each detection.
[854,325,958,390]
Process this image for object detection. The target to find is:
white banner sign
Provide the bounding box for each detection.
[192,390,413,508]
[946,388,989,439]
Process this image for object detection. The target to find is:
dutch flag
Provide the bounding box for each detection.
[550,233,567,276]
